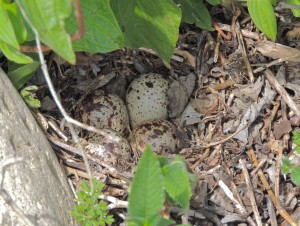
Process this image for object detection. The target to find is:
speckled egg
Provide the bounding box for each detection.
[75,90,129,135]
[129,119,178,154]
[85,129,132,172]
[126,73,169,128]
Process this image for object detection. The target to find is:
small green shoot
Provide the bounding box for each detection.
[127,145,196,226]
[71,178,114,226]
[20,85,41,108]
[282,131,300,186]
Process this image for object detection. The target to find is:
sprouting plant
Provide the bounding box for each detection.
[127,145,196,226]
[282,131,300,186]
[71,178,114,226]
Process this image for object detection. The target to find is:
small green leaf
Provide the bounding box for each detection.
[291,165,300,186]
[247,0,277,41]
[111,0,181,65]
[16,0,75,64]
[20,86,41,108]
[292,131,300,146]
[0,2,19,48]
[295,146,300,154]
[7,61,39,89]
[286,0,300,17]
[282,157,292,174]
[0,41,32,64]
[66,0,124,53]
[175,0,214,31]
[206,0,222,5]
[128,145,165,221]
[162,160,191,211]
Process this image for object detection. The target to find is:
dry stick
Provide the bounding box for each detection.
[253,59,285,74]
[260,100,280,141]
[235,21,254,82]
[218,180,247,215]
[247,149,297,226]
[239,159,263,226]
[265,68,300,119]
[217,23,260,40]
[266,196,278,226]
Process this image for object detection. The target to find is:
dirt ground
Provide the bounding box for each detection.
[22,3,300,226]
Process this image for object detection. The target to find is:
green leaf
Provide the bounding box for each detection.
[0,41,32,64]
[0,2,19,48]
[16,0,75,64]
[128,145,165,221]
[111,0,181,64]
[292,131,300,146]
[4,2,27,43]
[175,0,214,31]
[282,157,292,174]
[162,160,191,211]
[20,86,41,108]
[247,0,277,41]
[66,0,124,53]
[7,61,39,89]
[286,0,300,17]
[291,165,300,186]
[206,0,222,5]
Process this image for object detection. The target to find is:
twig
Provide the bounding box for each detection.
[247,149,298,226]
[265,69,300,119]
[239,159,262,226]
[267,194,278,226]
[235,21,254,81]
[218,180,247,215]
[217,23,260,40]
[99,195,128,210]
[253,59,285,74]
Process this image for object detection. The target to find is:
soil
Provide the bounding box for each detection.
[9,3,300,226]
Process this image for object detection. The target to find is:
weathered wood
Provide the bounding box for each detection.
[0,68,77,225]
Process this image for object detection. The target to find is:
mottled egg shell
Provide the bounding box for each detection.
[129,119,178,154]
[75,90,129,135]
[126,73,169,128]
[85,129,132,172]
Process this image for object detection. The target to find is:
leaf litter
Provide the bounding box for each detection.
[25,3,300,226]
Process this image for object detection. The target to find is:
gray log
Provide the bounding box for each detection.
[0,68,77,225]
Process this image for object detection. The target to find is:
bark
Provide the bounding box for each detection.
[0,68,77,225]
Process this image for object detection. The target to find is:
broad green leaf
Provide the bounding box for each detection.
[291,165,300,186]
[128,146,164,221]
[0,41,32,64]
[162,160,191,211]
[111,0,181,64]
[247,0,277,41]
[286,0,300,17]
[4,3,26,44]
[66,0,124,53]
[7,61,39,89]
[206,0,222,5]
[174,0,214,31]
[0,2,19,48]
[16,0,75,64]
[270,0,277,5]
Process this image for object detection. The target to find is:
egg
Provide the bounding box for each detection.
[126,73,169,128]
[84,129,132,172]
[75,90,129,135]
[129,119,178,155]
